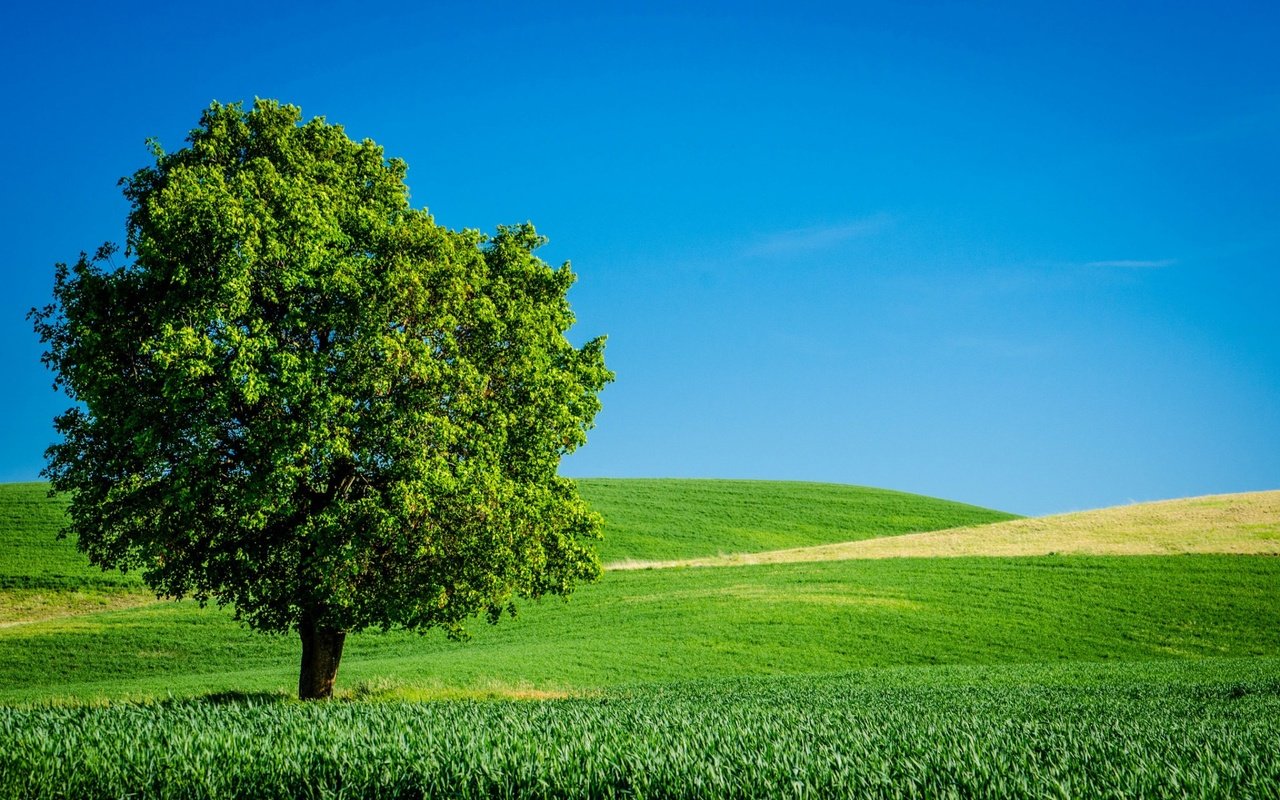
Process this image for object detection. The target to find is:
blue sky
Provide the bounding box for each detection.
[2,1,1276,515]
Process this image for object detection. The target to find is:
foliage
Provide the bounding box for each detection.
[2,667,1278,799]
[28,100,611,655]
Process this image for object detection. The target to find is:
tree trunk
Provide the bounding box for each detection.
[298,615,346,700]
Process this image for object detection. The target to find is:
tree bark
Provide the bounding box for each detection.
[298,615,346,700]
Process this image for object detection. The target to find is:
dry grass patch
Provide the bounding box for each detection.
[342,676,579,702]
[621,583,922,609]
[610,490,1280,569]
[0,589,160,628]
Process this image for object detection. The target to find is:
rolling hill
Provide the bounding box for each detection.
[0,480,1277,704]
[0,478,1018,588]
[610,489,1280,569]
[576,478,1020,562]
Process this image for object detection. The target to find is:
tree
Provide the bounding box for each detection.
[31,100,613,700]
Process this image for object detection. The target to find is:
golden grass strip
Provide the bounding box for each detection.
[0,589,160,629]
[607,490,1280,570]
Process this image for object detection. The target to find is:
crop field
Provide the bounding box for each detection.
[2,480,1278,798]
[3,662,1278,799]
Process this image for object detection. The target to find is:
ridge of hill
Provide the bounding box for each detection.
[0,481,1278,703]
[576,478,1019,562]
[609,489,1280,569]
[0,479,1019,586]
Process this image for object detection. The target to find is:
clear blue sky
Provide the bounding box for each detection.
[2,1,1276,515]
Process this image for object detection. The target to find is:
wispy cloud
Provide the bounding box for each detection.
[740,214,891,258]
[1083,259,1177,269]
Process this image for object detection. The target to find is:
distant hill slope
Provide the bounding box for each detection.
[0,480,1018,586]
[3,480,1279,703]
[0,483,138,589]
[576,479,1019,563]
[613,490,1280,569]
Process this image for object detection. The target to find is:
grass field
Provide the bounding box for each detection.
[1,479,1277,798]
[2,553,1277,703]
[4,662,1278,799]
[576,478,1020,562]
[617,489,1280,568]
[0,483,139,590]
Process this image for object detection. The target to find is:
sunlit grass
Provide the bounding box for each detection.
[1,479,1278,797]
[0,588,158,628]
[3,554,1277,703]
[0,483,139,590]
[614,489,1280,568]
[3,662,1277,799]
[577,478,1018,562]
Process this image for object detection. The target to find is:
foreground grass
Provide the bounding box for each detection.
[1,479,1276,796]
[3,554,1276,703]
[3,661,1277,799]
[616,490,1280,568]
[576,479,1019,562]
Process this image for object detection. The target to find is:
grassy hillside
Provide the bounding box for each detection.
[0,483,149,631]
[3,554,1277,702]
[1,479,1277,705]
[0,477,1021,630]
[0,480,1015,585]
[1,479,1277,797]
[615,489,1280,568]
[577,478,1019,562]
[0,483,138,590]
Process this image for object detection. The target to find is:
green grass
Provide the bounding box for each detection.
[3,554,1277,703]
[0,480,1013,584]
[577,478,1019,562]
[0,479,1274,703]
[3,662,1278,799]
[2,478,1277,797]
[0,483,139,590]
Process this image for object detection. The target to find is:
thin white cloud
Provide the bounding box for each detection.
[741,214,891,258]
[1084,259,1177,269]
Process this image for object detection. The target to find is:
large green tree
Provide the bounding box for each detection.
[31,100,612,699]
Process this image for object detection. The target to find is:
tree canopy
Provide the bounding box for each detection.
[31,99,613,698]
